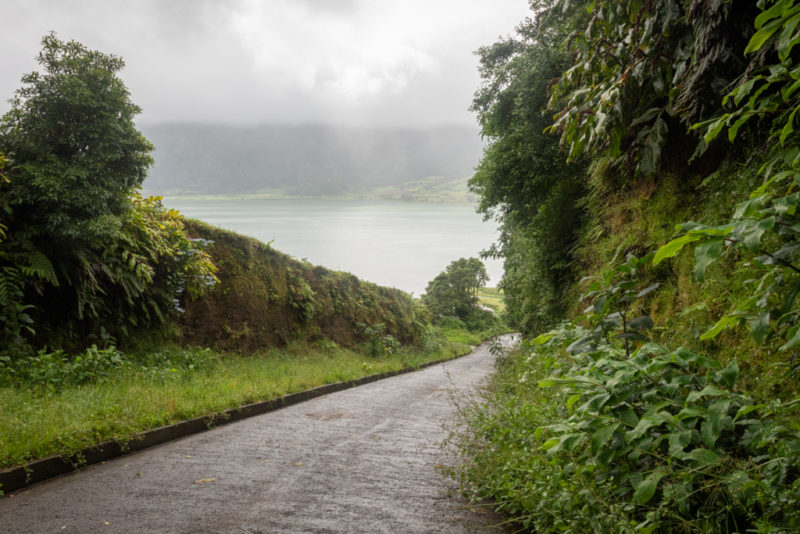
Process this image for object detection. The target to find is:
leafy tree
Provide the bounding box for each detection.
[423,257,488,321]
[0,34,216,350]
[548,0,757,176]
[470,7,587,333]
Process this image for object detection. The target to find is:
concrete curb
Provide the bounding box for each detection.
[0,351,472,495]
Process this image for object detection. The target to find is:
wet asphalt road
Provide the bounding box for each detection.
[1,336,516,533]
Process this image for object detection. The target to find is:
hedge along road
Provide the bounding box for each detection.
[0,335,518,533]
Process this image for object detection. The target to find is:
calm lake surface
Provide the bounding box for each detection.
[163,198,503,296]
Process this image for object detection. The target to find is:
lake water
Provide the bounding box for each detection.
[162,198,503,296]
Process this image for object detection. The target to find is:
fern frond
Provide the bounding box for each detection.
[20,251,59,286]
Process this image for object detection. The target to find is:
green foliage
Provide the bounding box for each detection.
[419,326,446,354]
[422,257,488,323]
[0,34,217,351]
[0,346,126,391]
[653,0,800,360]
[548,0,756,175]
[459,1,800,531]
[0,345,218,392]
[470,12,587,333]
[179,220,425,351]
[359,322,401,358]
[454,257,800,533]
[1,33,152,247]
[576,253,658,357]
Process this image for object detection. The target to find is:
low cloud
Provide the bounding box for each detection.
[0,0,530,127]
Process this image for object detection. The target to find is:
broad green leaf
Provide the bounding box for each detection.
[781,78,800,101]
[701,421,719,448]
[754,0,791,30]
[653,234,703,266]
[779,13,800,61]
[629,315,655,330]
[718,360,739,388]
[685,448,721,467]
[540,437,560,450]
[566,394,583,410]
[779,105,800,144]
[591,422,620,453]
[587,393,611,412]
[700,315,739,340]
[559,433,584,452]
[618,406,639,427]
[686,385,729,403]
[750,171,793,199]
[733,77,759,106]
[677,406,710,420]
[703,116,728,144]
[530,333,555,345]
[694,238,724,282]
[749,312,770,346]
[567,335,595,354]
[745,18,785,54]
[728,113,752,142]
[737,216,775,252]
[626,412,668,442]
[632,470,666,505]
[667,430,692,457]
[538,377,577,388]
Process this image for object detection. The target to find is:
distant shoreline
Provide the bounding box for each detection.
[151,192,478,205]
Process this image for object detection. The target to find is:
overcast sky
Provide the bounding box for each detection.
[1,0,530,128]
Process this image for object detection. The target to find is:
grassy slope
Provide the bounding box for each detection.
[565,166,799,400]
[477,287,505,314]
[180,219,423,351]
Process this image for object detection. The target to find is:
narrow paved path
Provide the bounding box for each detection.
[1,336,516,533]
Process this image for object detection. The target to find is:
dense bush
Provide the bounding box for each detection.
[454,256,800,532]
[422,257,497,332]
[0,345,217,391]
[0,34,216,352]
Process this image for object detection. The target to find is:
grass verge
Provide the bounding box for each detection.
[477,287,505,313]
[0,334,472,470]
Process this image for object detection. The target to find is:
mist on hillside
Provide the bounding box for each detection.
[140,123,485,197]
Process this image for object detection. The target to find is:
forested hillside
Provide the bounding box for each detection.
[141,123,483,196]
[456,0,800,531]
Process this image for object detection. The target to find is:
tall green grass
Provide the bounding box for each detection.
[0,337,471,470]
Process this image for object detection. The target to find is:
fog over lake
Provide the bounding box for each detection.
[164,198,503,296]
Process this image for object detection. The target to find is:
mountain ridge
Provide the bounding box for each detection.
[140,123,484,197]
